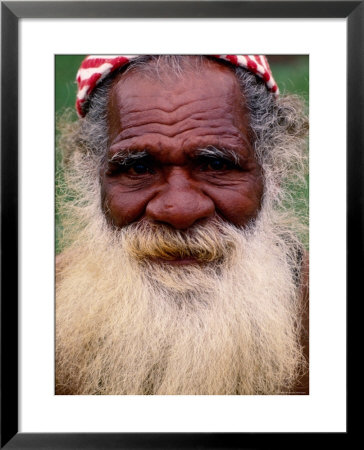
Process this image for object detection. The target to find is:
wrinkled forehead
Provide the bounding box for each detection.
[108,59,250,133]
[106,59,253,157]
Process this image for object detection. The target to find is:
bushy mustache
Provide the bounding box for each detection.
[120,217,241,263]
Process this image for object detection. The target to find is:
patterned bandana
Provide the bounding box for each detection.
[76,55,279,117]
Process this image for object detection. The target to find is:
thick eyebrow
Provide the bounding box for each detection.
[108,149,150,165]
[194,146,242,165]
[107,146,243,167]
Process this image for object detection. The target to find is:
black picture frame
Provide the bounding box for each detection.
[1,1,360,448]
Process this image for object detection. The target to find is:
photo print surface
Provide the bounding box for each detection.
[55,55,309,395]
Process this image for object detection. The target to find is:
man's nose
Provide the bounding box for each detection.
[145,169,215,229]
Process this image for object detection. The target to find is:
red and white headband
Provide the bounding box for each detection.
[76,55,279,118]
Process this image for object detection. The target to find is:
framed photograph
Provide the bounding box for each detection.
[2,1,359,448]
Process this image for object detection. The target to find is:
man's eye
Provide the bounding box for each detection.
[128,162,153,175]
[201,158,236,171]
[107,158,155,176]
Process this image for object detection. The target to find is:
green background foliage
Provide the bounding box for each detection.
[55,55,309,253]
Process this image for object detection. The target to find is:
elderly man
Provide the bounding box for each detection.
[56,55,308,395]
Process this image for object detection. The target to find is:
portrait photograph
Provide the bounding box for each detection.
[55,54,309,396]
[13,12,348,438]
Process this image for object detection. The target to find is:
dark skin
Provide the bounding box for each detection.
[100,62,264,239]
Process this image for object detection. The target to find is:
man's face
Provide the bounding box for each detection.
[100,62,264,241]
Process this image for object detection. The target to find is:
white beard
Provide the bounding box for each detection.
[56,206,307,395]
